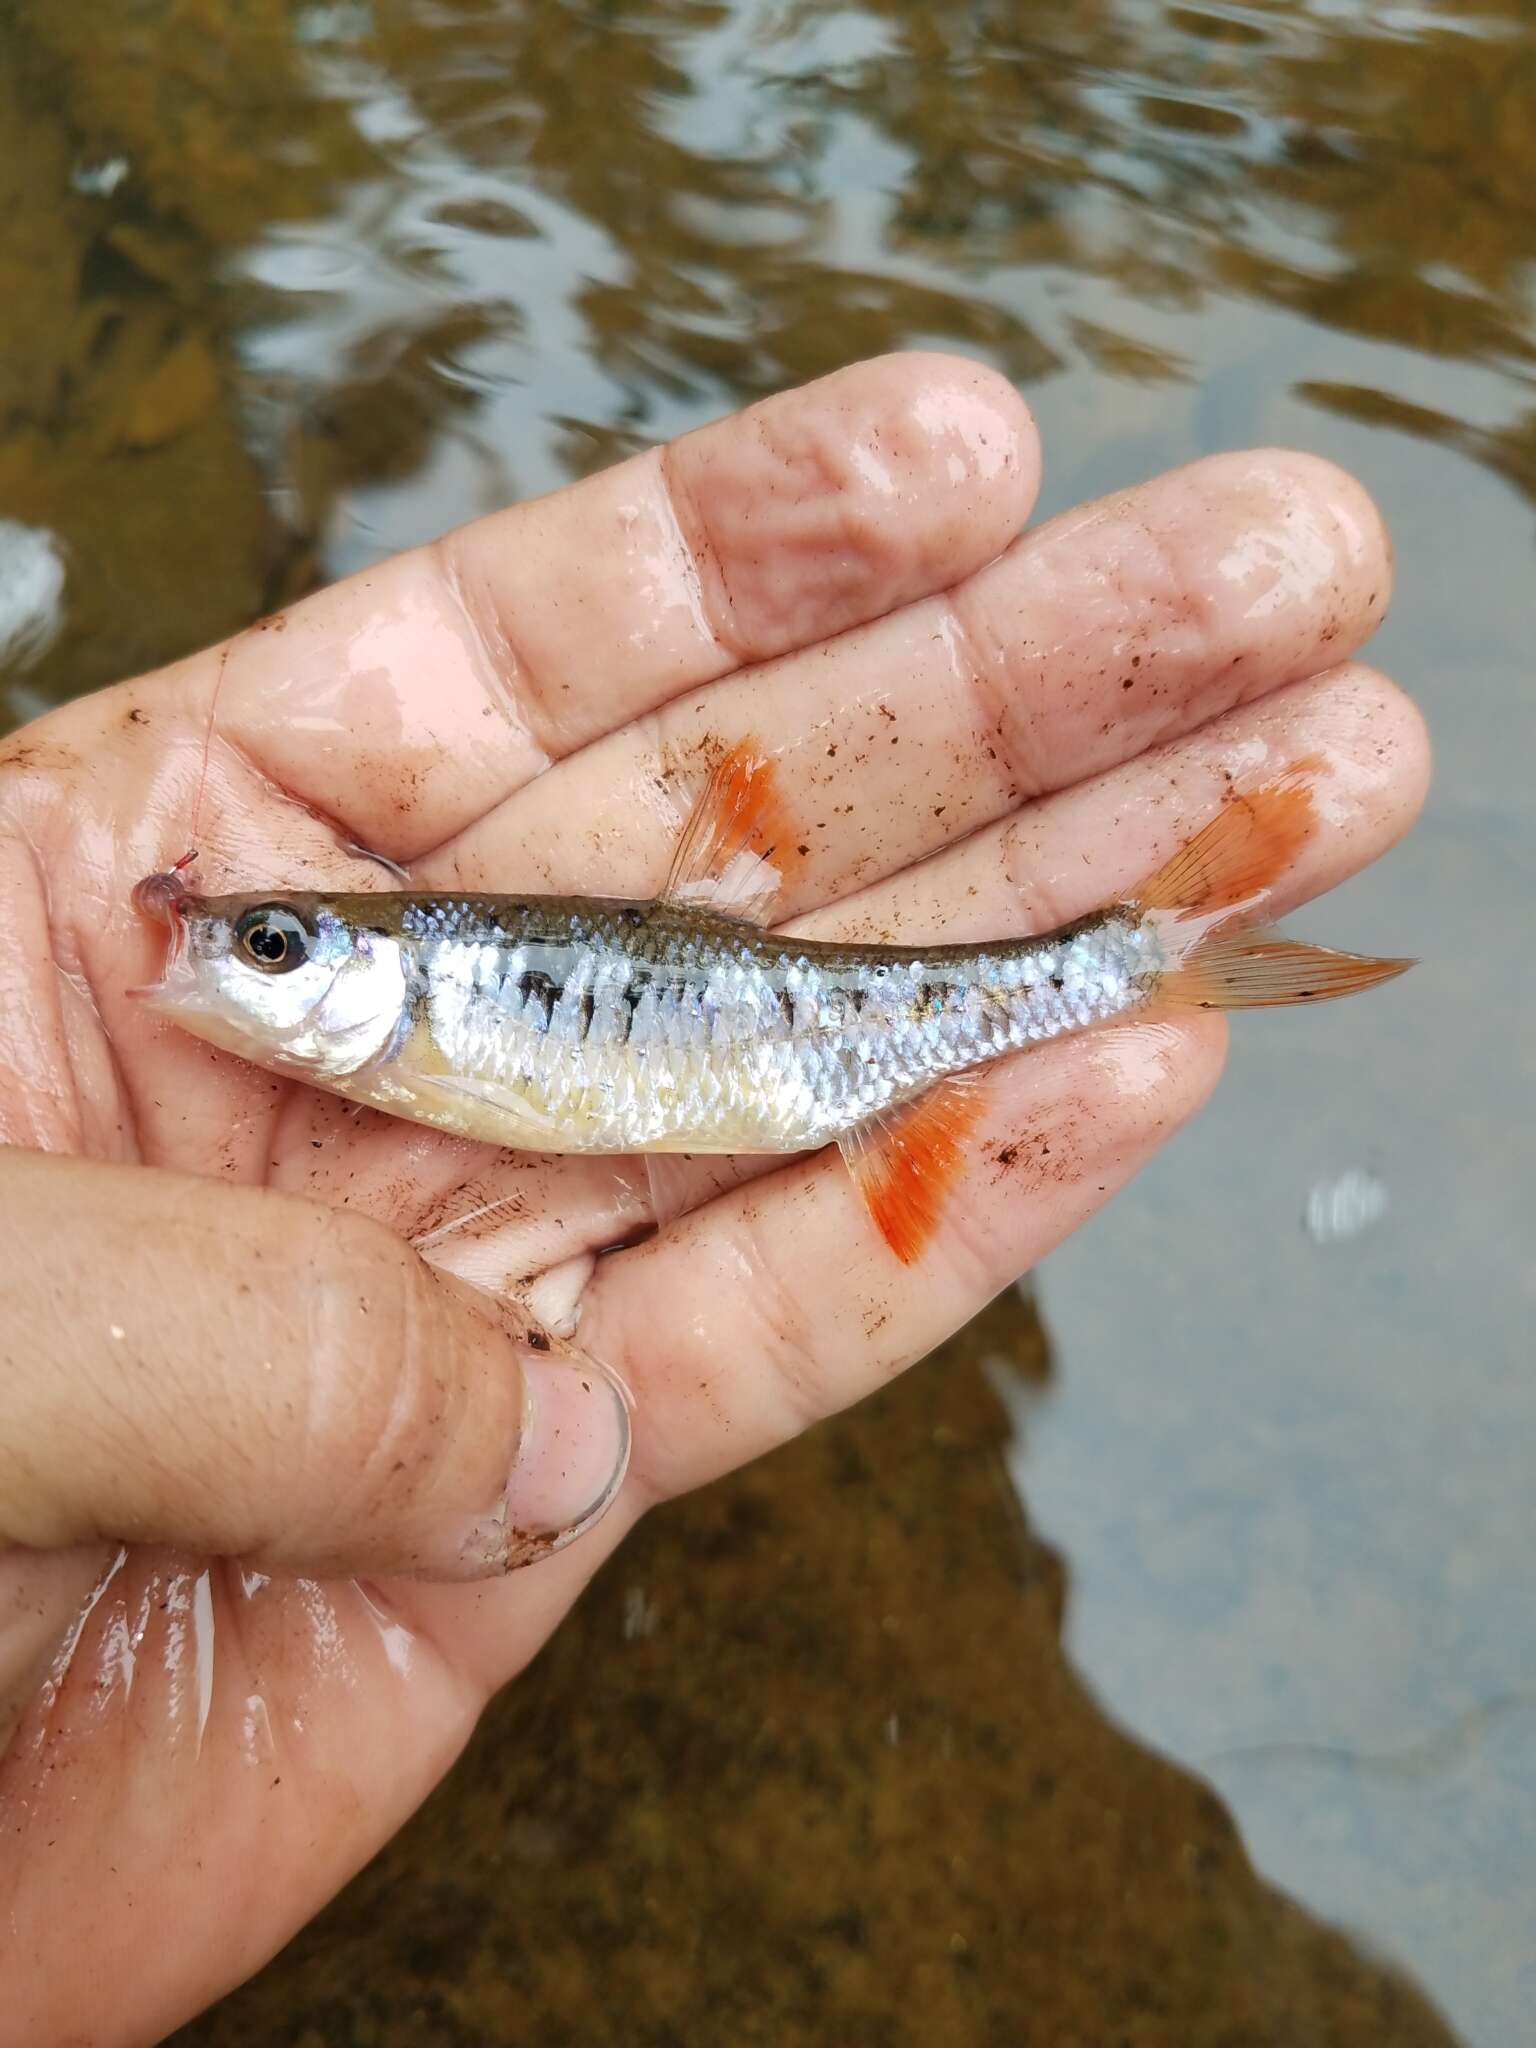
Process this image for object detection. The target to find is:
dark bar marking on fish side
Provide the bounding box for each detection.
[517,968,561,1008]
[621,971,653,1042]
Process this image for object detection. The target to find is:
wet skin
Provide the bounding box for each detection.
[0,355,1426,2042]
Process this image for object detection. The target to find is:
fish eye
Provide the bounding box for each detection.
[234,905,312,974]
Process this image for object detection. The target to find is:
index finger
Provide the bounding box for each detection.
[148,355,1039,866]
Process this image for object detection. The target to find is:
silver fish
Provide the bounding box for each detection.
[134,743,1410,1260]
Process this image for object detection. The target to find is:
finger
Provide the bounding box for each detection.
[0,1551,491,2045]
[0,1153,630,1580]
[264,1096,764,1343]
[246,458,1393,1285]
[137,354,1039,867]
[792,662,1426,946]
[579,665,1429,1501]
[346,660,1424,1284]
[429,449,1391,910]
[0,1545,113,1757]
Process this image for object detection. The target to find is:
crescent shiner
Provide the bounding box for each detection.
[132,741,1411,1261]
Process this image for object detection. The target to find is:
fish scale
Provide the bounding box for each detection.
[397,898,1161,1154]
[137,751,1410,1261]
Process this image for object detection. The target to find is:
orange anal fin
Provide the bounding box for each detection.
[1163,928,1414,1010]
[837,1077,986,1265]
[661,737,802,927]
[1130,755,1325,919]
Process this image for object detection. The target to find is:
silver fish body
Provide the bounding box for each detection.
[134,745,1412,1262]
[142,891,1164,1155]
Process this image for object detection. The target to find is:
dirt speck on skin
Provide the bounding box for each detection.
[502,1527,560,1569]
[0,737,77,776]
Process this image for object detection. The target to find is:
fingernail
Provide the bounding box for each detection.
[460,1350,631,1574]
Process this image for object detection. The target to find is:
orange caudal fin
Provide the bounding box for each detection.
[661,737,802,928]
[1161,929,1415,1010]
[1128,758,1324,921]
[1129,761,1415,1010]
[837,1077,986,1265]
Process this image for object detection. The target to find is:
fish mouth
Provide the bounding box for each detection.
[127,872,198,1006]
[131,868,192,925]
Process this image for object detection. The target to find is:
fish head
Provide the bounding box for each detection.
[134,889,410,1079]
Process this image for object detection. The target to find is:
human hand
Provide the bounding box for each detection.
[0,354,1426,2042]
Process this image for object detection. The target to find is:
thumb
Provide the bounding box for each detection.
[0,1150,629,1579]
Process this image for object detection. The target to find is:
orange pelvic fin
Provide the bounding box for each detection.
[661,737,801,927]
[837,1076,986,1265]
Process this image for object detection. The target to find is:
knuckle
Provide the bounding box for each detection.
[723,1204,842,1438]
[300,1211,450,1516]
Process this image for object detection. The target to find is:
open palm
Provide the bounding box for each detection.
[0,355,1425,2043]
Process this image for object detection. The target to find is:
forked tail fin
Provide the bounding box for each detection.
[1155,928,1413,1010]
[1128,764,1414,1011]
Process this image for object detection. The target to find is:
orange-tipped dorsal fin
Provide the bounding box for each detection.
[661,737,801,927]
[837,1076,986,1265]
